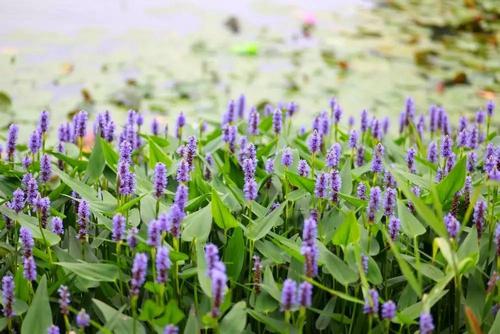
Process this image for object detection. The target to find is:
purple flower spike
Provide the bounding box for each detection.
[383,188,396,217]
[58,285,70,315]
[77,200,90,240]
[371,143,384,173]
[156,246,171,283]
[2,274,15,318]
[476,110,486,124]
[176,112,185,139]
[174,184,189,210]
[36,196,50,228]
[388,216,400,241]
[237,94,246,119]
[167,204,185,238]
[486,100,495,117]
[9,188,25,213]
[20,226,34,257]
[29,128,42,154]
[244,177,258,201]
[164,325,179,334]
[7,124,19,160]
[112,214,126,242]
[367,186,381,222]
[127,227,138,249]
[153,162,167,198]
[326,143,341,168]
[39,110,49,133]
[74,111,88,138]
[205,243,220,273]
[50,217,64,236]
[441,135,453,158]
[473,200,486,238]
[356,147,365,167]
[357,183,367,200]
[308,130,322,154]
[348,129,358,148]
[381,300,396,320]
[210,266,227,318]
[273,109,282,135]
[363,289,379,315]
[281,279,297,311]
[76,309,90,328]
[131,253,148,296]
[222,124,236,152]
[298,160,310,177]
[371,118,382,140]
[298,282,313,307]
[265,158,274,174]
[315,172,330,199]
[281,147,293,168]
[420,312,434,334]
[330,169,341,203]
[151,118,160,135]
[360,109,369,133]
[406,147,416,173]
[40,154,52,183]
[248,107,260,135]
[444,213,460,239]
[147,220,161,248]
[23,255,37,281]
[427,141,438,164]
[176,159,190,183]
[47,325,60,334]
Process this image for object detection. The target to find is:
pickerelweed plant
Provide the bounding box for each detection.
[0,99,499,334]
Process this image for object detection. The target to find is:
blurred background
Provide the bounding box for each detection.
[0,0,498,136]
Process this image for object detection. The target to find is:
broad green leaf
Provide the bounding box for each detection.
[319,244,357,285]
[182,204,212,242]
[383,230,422,296]
[21,276,51,334]
[100,139,119,168]
[148,138,173,169]
[389,167,446,237]
[436,157,466,204]
[93,299,146,334]
[55,261,119,282]
[85,135,105,183]
[223,227,245,281]
[211,189,239,230]
[340,160,353,195]
[247,202,285,241]
[0,206,60,245]
[285,171,314,193]
[397,200,426,238]
[220,301,247,334]
[332,210,360,246]
[196,240,211,297]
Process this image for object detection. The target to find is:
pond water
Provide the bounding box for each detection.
[0,0,497,135]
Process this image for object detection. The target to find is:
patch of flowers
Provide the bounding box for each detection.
[0,97,499,334]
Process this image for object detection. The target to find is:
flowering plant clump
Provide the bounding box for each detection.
[0,99,499,334]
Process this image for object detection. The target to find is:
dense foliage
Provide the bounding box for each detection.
[0,98,499,334]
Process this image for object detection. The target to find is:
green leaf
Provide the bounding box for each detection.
[223,227,245,281]
[148,138,173,169]
[55,261,119,282]
[319,244,357,286]
[93,299,146,334]
[85,136,105,184]
[332,210,360,246]
[383,230,422,296]
[397,200,426,238]
[220,301,247,334]
[211,189,239,231]
[182,204,212,242]
[247,202,285,241]
[21,276,51,334]
[436,157,466,204]
[196,240,212,297]
[0,206,60,245]
[340,160,353,195]
[285,171,315,193]
[100,139,119,168]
